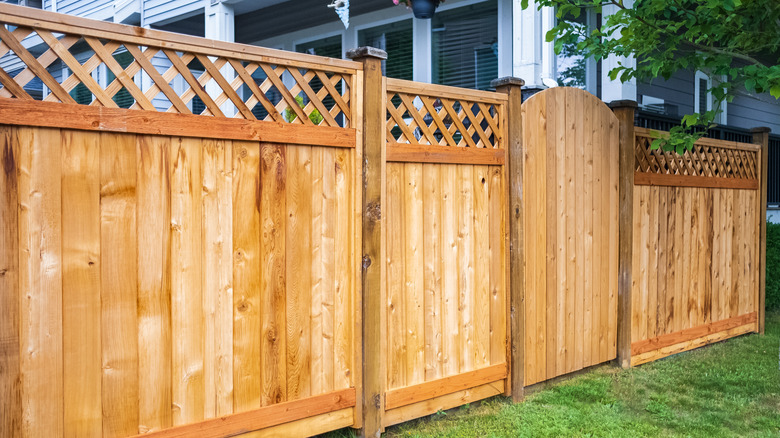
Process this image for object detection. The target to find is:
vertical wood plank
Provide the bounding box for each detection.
[583,99,594,367]
[630,188,642,344]
[657,187,668,335]
[699,188,712,325]
[0,126,21,438]
[681,188,692,330]
[19,127,63,437]
[321,147,335,396]
[689,188,700,327]
[573,91,585,372]
[233,141,262,411]
[712,189,721,323]
[100,132,139,436]
[285,145,312,400]
[564,91,576,373]
[260,143,287,404]
[61,130,102,437]
[137,135,172,433]
[334,147,353,390]
[311,147,325,395]
[423,164,443,380]
[441,164,459,378]
[488,166,505,367]
[170,137,204,424]
[385,162,406,389]
[591,103,603,364]
[404,162,424,385]
[458,165,475,373]
[474,165,491,369]
[638,187,649,342]
[667,187,678,334]
[647,187,658,339]
[203,139,234,416]
[545,92,558,380]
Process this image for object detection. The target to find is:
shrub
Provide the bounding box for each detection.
[766,221,780,311]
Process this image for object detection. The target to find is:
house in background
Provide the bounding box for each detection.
[4,0,780,216]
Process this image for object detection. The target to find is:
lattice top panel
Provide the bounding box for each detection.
[385,78,507,149]
[0,4,358,128]
[634,127,760,180]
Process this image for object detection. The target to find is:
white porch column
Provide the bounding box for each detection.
[601,1,636,102]
[206,1,236,116]
[497,0,513,78]
[412,17,432,83]
[512,0,555,88]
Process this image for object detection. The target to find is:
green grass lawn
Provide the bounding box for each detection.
[329,311,780,437]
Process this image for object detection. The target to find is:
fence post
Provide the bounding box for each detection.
[347,46,387,438]
[609,100,637,369]
[492,76,525,402]
[752,127,770,335]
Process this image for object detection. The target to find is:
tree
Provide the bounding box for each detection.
[524,0,780,152]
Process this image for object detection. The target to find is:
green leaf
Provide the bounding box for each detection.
[771,84,780,99]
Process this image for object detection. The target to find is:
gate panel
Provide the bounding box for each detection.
[522,87,619,385]
[382,78,509,427]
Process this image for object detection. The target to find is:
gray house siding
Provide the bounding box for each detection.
[143,0,203,26]
[638,69,779,133]
[728,93,780,134]
[637,70,694,117]
[44,0,113,20]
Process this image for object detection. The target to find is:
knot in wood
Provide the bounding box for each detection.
[373,394,381,409]
[362,255,372,270]
[365,202,381,222]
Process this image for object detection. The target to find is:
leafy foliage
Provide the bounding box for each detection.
[283,95,324,125]
[523,0,780,152]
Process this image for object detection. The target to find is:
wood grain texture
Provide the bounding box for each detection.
[259,143,287,405]
[629,184,760,362]
[137,135,173,433]
[0,125,21,437]
[61,130,102,437]
[129,389,355,438]
[521,87,619,384]
[202,139,234,417]
[100,132,139,436]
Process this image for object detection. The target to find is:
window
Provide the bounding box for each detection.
[295,35,342,58]
[694,71,727,124]
[358,20,413,80]
[432,0,498,90]
[555,7,599,92]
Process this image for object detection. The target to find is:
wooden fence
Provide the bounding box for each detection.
[0,5,361,438]
[381,78,509,427]
[0,4,769,438]
[629,127,763,366]
[520,88,619,386]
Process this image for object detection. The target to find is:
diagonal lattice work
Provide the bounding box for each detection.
[385,78,506,149]
[634,128,759,180]
[0,10,357,128]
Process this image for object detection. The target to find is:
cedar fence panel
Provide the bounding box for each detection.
[630,128,761,366]
[520,87,620,386]
[381,78,509,428]
[0,5,361,437]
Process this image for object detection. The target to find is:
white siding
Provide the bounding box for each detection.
[51,0,114,19]
[143,0,203,26]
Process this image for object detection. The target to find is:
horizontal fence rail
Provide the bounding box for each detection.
[634,127,760,190]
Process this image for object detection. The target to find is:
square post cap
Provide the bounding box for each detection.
[346,46,387,60]
[608,100,638,109]
[750,127,772,134]
[490,77,525,88]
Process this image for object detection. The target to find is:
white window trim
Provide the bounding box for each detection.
[694,70,727,124]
